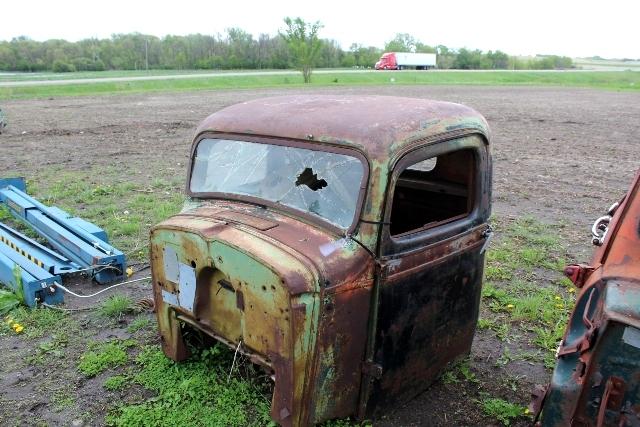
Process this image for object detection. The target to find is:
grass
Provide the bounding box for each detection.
[106,345,273,427]
[1,70,639,99]
[104,375,129,391]
[1,306,68,338]
[78,339,134,377]
[27,332,69,365]
[21,167,185,260]
[481,216,575,368]
[51,390,76,412]
[480,397,527,426]
[127,316,152,333]
[441,357,479,385]
[99,294,134,318]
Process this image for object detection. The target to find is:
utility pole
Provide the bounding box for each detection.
[145,38,149,71]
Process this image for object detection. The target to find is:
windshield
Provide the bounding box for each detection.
[190,138,365,229]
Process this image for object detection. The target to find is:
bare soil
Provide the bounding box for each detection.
[0,85,639,426]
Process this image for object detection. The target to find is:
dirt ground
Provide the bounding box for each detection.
[0,85,639,426]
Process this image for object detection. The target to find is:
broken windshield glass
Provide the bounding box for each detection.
[190,138,365,229]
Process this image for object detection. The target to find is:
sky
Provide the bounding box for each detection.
[1,0,638,59]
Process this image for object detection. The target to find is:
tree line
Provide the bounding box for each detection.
[0,29,573,73]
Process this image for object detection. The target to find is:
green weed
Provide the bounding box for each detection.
[440,358,478,385]
[99,294,134,318]
[104,375,129,391]
[51,390,75,412]
[482,217,575,361]
[481,397,527,425]
[441,369,460,385]
[0,287,22,316]
[477,318,496,330]
[28,332,69,365]
[106,345,272,426]
[127,316,152,333]
[78,340,133,377]
[1,306,68,338]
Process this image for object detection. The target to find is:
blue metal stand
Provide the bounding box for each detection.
[0,178,126,285]
[0,237,63,306]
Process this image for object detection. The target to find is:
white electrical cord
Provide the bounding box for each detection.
[53,276,151,298]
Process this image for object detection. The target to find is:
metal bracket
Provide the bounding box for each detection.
[480,224,494,254]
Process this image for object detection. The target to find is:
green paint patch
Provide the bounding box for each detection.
[106,345,272,427]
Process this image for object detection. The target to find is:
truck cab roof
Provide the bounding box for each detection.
[194,95,490,165]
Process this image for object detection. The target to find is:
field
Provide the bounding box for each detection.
[0,69,639,99]
[0,83,639,426]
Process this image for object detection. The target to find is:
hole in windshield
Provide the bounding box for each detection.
[190,138,365,229]
[295,167,328,191]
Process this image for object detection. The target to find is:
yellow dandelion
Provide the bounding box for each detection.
[567,288,576,293]
[554,296,562,300]
[506,304,515,309]
[555,304,564,308]
[126,267,134,277]
[524,408,531,415]
[12,323,24,333]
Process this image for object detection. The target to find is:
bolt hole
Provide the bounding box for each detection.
[270,285,276,291]
[158,282,164,288]
[262,285,267,292]
[191,260,196,268]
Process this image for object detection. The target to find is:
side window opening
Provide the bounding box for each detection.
[390,149,475,237]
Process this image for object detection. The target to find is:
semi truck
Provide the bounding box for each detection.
[375,52,437,70]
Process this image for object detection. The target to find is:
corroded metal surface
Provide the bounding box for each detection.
[540,170,640,426]
[151,96,492,426]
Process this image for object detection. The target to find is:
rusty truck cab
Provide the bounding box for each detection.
[151,96,492,426]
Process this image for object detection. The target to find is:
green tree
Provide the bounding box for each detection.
[415,42,436,53]
[384,33,416,52]
[280,17,323,83]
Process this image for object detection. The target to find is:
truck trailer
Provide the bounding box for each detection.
[375,52,437,70]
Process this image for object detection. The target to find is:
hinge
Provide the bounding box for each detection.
[361,360,383,379]
[480,223,494,254]
[374,259,389,280]
[563,263,595,288]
